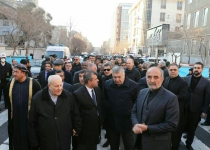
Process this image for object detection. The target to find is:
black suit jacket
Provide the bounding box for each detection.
[131,87,179,150]
[38,71,47,89]
[162,76,188,116]
[71,83,83,93]
[73,86,102,145]
[138,77,148,91]
[47,70,73,84]
[183,75,210,113]
[63,82,72,92]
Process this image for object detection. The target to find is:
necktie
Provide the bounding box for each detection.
[91,90,97,106]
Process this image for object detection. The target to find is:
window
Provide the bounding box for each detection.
[188,0,192,4]
[177,1,182,10]
[176,14,182,23]
[187,14,191,29]
[0,36,4,43]
[202,8,208,26]
[161,0,166,9]
[183,41,188,54]
[3,20,9,26]
[194,11,199,27]
[191,39,196,54]
[2,31,9,35]
[160,13,165,21]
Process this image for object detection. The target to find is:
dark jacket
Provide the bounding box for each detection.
[72,63,81,72]
[161,66,169,78]
[104,76,139,133]
[138,77,148,91]
[28,87,82,150]
[63,81,72,92]
[131,87,179,150]
[140,70,147,78]
[38,70,48,89]
[71,83,83,93]
[73,86,102,145]
[47,70,73,84]
[183,75,210,113]
[125,67,141,82]
[163,76,188,111]
[0,61,12,81]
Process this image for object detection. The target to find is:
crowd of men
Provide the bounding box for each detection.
[0,52,210,150]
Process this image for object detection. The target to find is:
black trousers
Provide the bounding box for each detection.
[107,128,134,150]
[0,81,8,108]
[72,136,78,150]
[171,108,184,150]
[183,109,201,146]
[77,144,97,150]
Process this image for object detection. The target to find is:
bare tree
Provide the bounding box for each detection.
[0,2,53,56]
[71,37,87,55]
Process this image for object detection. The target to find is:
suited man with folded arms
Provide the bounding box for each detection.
[131,67,179,150]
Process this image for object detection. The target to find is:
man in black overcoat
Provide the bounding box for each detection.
[162,63,188,150]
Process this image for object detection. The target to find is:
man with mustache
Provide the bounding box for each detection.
[183,62,210,150]
[131,67,179,150]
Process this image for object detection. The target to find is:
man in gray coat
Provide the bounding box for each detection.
[131,67,179,150]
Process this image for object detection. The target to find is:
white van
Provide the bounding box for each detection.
[45,46,70,59]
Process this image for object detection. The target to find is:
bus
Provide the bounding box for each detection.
[45,46,70,59]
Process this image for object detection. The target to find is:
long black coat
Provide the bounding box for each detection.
[104,77,139,133]
[73,86,102,145]
[5,78,41,150]
[28,87,82,150]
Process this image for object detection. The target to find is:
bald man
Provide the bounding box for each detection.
[125,58,141,82]
[131,67,179,150]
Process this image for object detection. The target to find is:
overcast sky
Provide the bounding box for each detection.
[39,0,137,47]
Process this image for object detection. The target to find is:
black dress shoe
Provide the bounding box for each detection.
[183,134,187,139]
[186,145,194,150]
[102,140,109,147]
[201,122,210,126]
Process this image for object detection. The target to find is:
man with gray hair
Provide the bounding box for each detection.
[131,67,179,150]
[72,56,81,72]
[104,66,139,149]
[158,60,169,78]
[28,75,82,150]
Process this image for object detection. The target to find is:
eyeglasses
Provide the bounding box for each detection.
[104,69,111,71]
[74,59,79,61]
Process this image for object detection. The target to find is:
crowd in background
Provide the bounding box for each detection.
[0,52,210,150]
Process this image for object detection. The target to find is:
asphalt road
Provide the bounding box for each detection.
[0,100,209,150]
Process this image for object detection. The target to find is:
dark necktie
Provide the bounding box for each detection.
[91,90,97,106]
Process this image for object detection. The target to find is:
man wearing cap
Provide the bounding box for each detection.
[5,64,41,150]
[0,53,12,109]
[47,59,73,84]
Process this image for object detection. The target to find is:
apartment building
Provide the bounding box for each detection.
[182,0,210,66]
[128,0,185,59]
[110,3,133,54]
